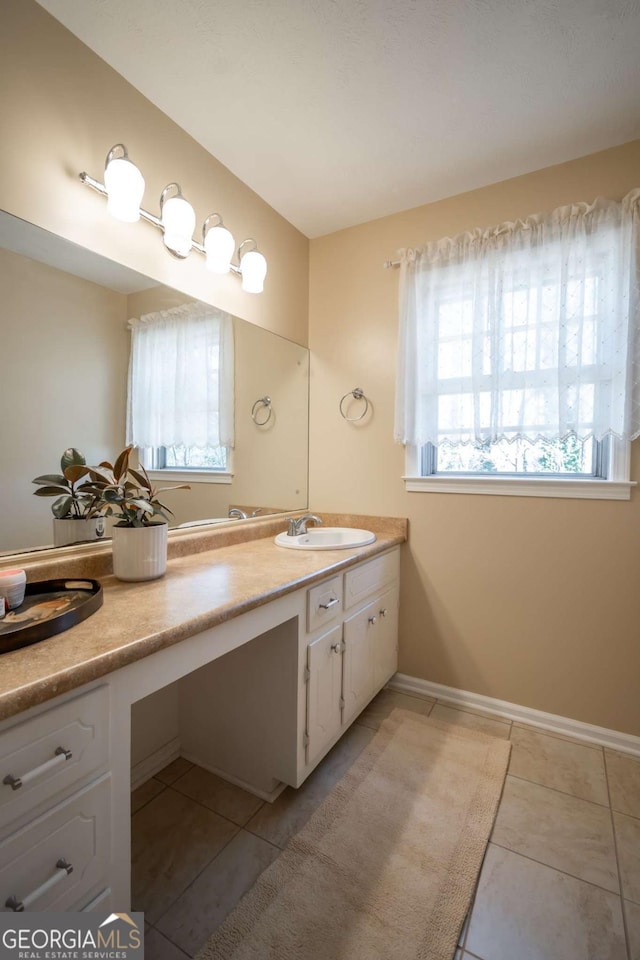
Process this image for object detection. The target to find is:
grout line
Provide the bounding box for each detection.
[150,822,242,938]
[130,779,167,816]
[604,750,632,960]
[148,924,192,958]
[504,771,611,809]
[164,783,251,831]
[488,840,621,898]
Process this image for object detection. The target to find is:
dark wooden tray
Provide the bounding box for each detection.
[0,579,103,655]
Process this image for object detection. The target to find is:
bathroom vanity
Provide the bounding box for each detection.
[0,515,405,913]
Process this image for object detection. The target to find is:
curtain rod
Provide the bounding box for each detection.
[383,259,400,269]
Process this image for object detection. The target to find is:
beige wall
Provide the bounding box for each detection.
[0,248,128,552]
[0,0,308,346]
[309,140,640,737]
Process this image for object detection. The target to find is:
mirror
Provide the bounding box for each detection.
[0,211,309,554]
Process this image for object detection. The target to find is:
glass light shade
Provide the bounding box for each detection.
[204,224,235,274]
[161,195,196,258]
[240,249,268,293]
[104,157,145,222]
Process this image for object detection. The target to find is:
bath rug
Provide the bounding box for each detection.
[196,708,510,960]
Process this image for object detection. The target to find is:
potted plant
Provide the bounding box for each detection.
[32,448,107,547]
[86,446,189,581]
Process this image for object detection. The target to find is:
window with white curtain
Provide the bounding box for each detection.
[126,301,234,477]
[394,189,640,499]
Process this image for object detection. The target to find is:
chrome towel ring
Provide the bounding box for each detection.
[251,396,273,425]
[339,387,370,422]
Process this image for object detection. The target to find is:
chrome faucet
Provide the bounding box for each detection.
[228,508,247,520]
[286,514,323,536]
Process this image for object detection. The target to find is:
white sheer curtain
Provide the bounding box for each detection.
[126,301,234,450]
[394,189,640,449]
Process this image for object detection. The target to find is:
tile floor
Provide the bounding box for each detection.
[131,689,640,959]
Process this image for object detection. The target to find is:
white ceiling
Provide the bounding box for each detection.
[37,0,640,238]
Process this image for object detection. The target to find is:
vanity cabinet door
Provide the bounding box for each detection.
[372,586,399,690]
[342,600,376,726]
[306,625,343,766]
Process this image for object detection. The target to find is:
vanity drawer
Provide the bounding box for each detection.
[0,686,109,833]
[343,550,399,611]
[307,576,342,633]
[0,775,110,913]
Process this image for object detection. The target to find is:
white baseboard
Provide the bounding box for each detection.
[130,737,181,790]
[389,673,640,758]
[180,752,287,803]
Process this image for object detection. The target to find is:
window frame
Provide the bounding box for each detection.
[403,436,633,499]
[139,446,234,485]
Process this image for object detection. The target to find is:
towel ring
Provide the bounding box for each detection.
[339,387,370,422]
[251,396,273,425]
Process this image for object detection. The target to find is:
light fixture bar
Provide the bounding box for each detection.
[79,170,242,276]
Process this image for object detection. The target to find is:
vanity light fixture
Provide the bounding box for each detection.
[103,144,145,223]
[203,214,235,274]
[238,239,268,294]
[79,143,267,292]
[160,183,196,259]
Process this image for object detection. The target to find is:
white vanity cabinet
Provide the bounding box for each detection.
[0,686,111,913]
[0,539,402,911]
[304,549,400,764]
[179,548,400,795]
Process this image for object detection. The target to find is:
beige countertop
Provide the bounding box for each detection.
[0,515,406,723]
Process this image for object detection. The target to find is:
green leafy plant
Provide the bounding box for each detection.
[32,448,102,519]
[86,446,190,528]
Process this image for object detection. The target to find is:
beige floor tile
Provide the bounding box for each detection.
[155,757,194,785]
[172,765,264,826]
[508,725,608,805]
[144,927,190,959]
[614,812,640,904]
[131,787,238,923]
[625,900,640,960]
[430,703,511,740]
[246,722,376,848]
[466,844,626,960]
[157,829,280,955]
[356,688,433,730]
[131,777,165,815]
[606,750,640,818]
[491,775,619,892]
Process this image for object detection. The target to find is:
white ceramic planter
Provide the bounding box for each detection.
[111,523,168,582]
[53,516,107,548]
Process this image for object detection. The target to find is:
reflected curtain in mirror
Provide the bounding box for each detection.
[126,303,235,469]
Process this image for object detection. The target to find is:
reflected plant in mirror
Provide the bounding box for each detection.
[0,211,309,555]
[32,448,106,548]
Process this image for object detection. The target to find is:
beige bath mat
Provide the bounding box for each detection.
[196,708,510,960]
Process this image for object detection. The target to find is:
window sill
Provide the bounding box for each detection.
[146,469,233,485]
[403,475,636,500]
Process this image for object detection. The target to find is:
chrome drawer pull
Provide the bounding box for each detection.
[5,859,73,912]
[368,616,377,625]
[3,746,73,792]
[331,641,344,654]
[379,608,388,618]
[319,597,339,610]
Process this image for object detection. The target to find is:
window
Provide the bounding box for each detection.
[395,189,640,499]
[127,302,234,479]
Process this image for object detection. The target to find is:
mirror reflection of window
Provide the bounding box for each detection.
[126,302,235,473]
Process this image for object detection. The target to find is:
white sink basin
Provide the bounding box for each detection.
[275,527,376,550]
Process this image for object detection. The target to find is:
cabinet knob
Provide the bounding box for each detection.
[368,616,377,625]
[331,641,343,654]
[379,608,387,618]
